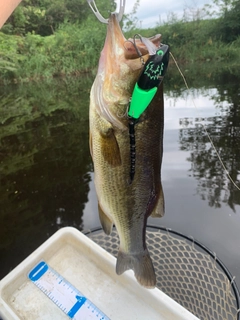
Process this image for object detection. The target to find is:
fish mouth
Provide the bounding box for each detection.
[124,34,162,59]
[101,14,162,64]
[95,14,162,131]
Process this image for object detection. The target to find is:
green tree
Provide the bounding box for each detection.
[205,0,240,42]
[122,0,140,30]
[2,0,116,36]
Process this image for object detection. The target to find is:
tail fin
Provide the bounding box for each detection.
[116,249,156,288]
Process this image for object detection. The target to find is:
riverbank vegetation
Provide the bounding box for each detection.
[0,0,239,84]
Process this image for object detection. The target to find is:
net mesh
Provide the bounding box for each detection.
[87,227,240,320]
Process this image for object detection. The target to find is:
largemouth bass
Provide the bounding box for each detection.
[89,14,165,288]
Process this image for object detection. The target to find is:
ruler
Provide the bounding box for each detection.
[28,261,110,320]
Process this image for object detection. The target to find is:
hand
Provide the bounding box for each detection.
[0,0,23,28]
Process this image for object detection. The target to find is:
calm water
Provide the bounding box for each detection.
[0,67,240,290]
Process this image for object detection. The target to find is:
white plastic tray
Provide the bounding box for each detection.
[0,227,199,320]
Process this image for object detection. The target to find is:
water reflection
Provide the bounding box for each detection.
[177,71,240,212]
[0,77,94,277]
[0,67,240,288]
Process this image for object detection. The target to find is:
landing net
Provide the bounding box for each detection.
[85,225,240,320]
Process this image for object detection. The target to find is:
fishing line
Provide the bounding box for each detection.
[170,51,240,191]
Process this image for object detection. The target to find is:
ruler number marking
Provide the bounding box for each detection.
[28,261,110,319]
[67,295,87,318]
[29,261,48,281]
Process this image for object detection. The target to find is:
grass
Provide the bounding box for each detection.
[0,18,240,84]
[0,21,106,84]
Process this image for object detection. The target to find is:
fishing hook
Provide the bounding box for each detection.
[87,0,126,24]
[124,34,145,66]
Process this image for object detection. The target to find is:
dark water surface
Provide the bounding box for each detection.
[0,67,240,290]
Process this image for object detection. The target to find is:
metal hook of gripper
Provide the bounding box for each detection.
[87,0,126,23]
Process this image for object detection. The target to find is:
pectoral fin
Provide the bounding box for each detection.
[150,185,165,218]
[100,127,121,167]
[98,203,113,235]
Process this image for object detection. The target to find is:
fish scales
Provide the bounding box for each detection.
[89,14,165,288]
